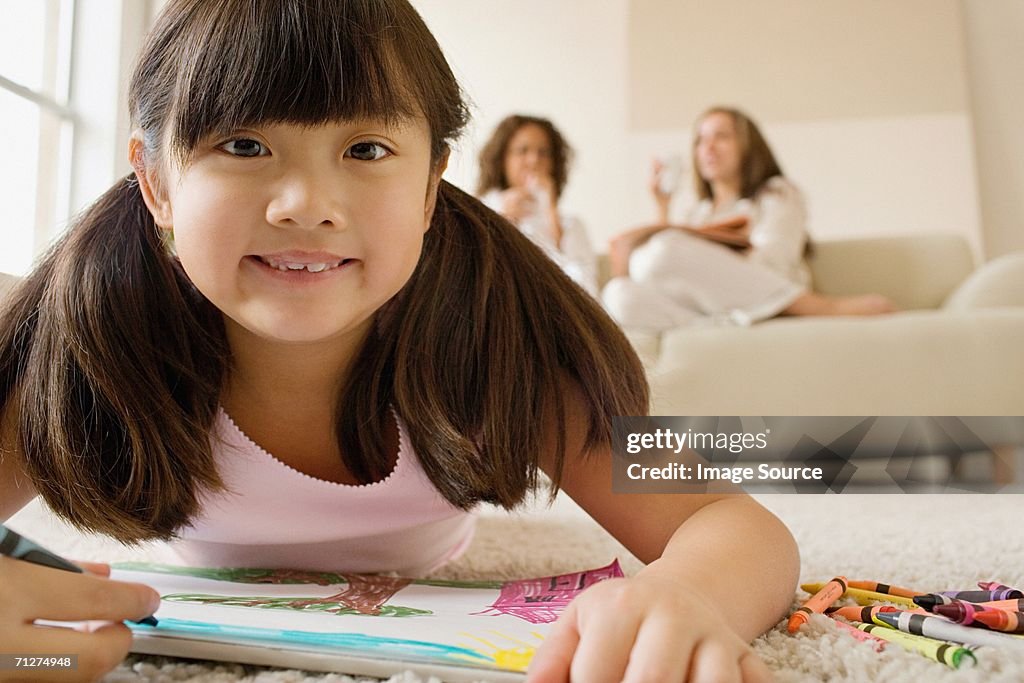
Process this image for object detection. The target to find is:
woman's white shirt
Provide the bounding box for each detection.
[481,188,599,296]
[678,176,811,287]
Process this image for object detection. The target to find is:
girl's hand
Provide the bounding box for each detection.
[527,574,774,683]
[0,556,160,682]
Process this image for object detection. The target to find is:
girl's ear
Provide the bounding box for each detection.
[423,149,450,233]
[129,133,174,229]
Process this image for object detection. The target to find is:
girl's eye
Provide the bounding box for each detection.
[346,141,391,161]
[219,138,268,157]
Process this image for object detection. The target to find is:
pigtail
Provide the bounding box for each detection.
[340,181,649,508]
[0,175,227,541]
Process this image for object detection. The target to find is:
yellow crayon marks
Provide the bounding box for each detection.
[458,630,544,672]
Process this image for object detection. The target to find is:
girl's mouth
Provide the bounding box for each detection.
[255,256,355,273]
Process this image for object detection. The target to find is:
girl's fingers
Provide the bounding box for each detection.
[2,558,159,623]
[739,649,775,683]
[620,613,692,683]
[688,638,743,683]
[566,600,642,683]
[5,621,133,682]
[525,602,579,683]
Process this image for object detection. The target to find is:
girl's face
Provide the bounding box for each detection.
[502,123,553,189]
[140,118,439,346]
[694,112,743,186]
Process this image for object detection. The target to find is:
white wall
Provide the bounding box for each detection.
[413,0,985,256]
[411,0,635,250]
[963,0,1024,258]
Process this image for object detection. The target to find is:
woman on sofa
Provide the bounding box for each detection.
[603,106,895,329]
[478,114,598,295]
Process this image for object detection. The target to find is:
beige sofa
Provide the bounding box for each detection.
[615,234,1024,418]
[610,234,1024,482]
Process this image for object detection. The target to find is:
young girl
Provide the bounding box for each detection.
[0,1,798,681]
[604,106,895,329]
[477,115,599,296]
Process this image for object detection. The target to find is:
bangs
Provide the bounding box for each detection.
[136,0,464,163]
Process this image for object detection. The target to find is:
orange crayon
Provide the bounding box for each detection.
[978,598,1024,611]
[970,609,1024,634]
[789,576,847,633]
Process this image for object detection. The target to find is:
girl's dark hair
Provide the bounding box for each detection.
[0,0,647,542]
[692,106,784,200]
[476,115,573,199]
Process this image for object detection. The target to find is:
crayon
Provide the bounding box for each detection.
[933,599,996,625]
[789,576,847,633]
[874,610,1024,652]
[959,609,1024,634]
[855,622,976,669]
[848,580,926,598]
[917,591,1024,611]
[0,524,157,626]
[940,589,1023,602]
[974,581,1024,598]
[802,582,917,609]
[827,604,898,625]
[830,617,886,651]
[977,598,1024,611]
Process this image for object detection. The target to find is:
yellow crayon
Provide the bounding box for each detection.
[789,576,847,633]
[855,623,976,669]
[801,582,917,609]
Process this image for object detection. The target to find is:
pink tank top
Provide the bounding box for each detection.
[169,408,476,575]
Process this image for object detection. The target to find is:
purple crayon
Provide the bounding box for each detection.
[916,590,1022,611]
[941,589,1024,602]
[978,582,1024,597]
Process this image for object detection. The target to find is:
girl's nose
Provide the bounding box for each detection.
[265,175,347,230]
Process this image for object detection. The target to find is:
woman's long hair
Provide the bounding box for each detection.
[692,106,784,201]
[476,115,573,199]
[0,0,647,542]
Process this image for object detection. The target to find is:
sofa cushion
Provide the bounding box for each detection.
[808,234,975,310]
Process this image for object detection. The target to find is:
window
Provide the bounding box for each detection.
[0,0,152,277]
[0,0,75,275]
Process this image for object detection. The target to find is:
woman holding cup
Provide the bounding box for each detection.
[478,114,598,295]
[604,106,894,329]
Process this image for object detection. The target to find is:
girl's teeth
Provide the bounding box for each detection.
[261,257,341,272]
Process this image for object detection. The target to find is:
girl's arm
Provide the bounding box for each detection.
[530,390,798,681]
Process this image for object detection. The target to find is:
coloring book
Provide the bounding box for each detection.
[113,560,623,682]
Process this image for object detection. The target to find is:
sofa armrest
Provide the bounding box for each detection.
[646,310,1024,415]
[944,251,1024,310]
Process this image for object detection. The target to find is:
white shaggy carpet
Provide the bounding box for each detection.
[8,491,1024,682]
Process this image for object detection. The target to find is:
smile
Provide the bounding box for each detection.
[257,256,353,273]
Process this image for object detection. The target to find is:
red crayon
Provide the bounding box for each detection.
[934,599,995,625]
[789,576,848,633]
